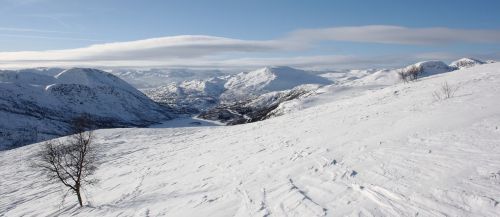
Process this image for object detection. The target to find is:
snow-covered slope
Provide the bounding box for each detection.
[109,68,229,89]
[450,58,485,69]
[19,67,66,77]
[0,69,57,85]
[55,68,137,90]
[144,77,228,113]
[199,84,321,125]
[269,61,456,118]
[2,63,500,216]
[143,66,333,114]
[319,69,377,84]
[221,66,331,102]
[0,68,172,150]
[412,60,454,74]
[349,60,454,86]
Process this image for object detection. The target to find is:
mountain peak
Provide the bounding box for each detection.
[55,68,137,92]
[225,66,331,94]
[1,67,172,149]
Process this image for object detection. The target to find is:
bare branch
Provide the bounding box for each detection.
[32,115,100,207]
[433,82,458,101]
[399,65,423,83]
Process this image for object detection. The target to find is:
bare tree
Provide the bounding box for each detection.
[399,65,422,83]
[433,82,458,100]
[398,71,409,83]
[33,115,99,207]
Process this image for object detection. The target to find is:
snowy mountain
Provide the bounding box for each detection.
[18,67,66,77]
[2,63,500,216]
[262,60,462,119]
[407,60,454,75]
[143,62,459,124]
[0,68,172,150]
[199,84,321,125]
[143,66,333,114]
[319,69,378,84]
[450,57,485,69]
[347,60,454,86]
[221,66,331,102]
[108,68,230,89]
[144,77,228,113]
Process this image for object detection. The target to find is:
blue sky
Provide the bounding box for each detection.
[0,0,499,69]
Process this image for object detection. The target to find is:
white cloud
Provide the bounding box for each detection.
[287,25,500,45]
[0,35,279,62]
[0,25,499,69]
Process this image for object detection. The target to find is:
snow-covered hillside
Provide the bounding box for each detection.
[0,68,172,150]
[199,84,321,125]
[319,69,378,84]
[144,77,228,113]
[450,58,485,70]
[17,67,66,77]
[263,61,457,118]
[221,66,331,102]
[109,68,229,89]
[1,63,499,216]
[347,60,453,86]
[143,66,333,114]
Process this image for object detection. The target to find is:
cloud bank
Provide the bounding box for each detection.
[1,25,499,69]
[287,25,500,45]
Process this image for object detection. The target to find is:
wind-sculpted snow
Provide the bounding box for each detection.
[0,68,172,150]
[1,63,500,216]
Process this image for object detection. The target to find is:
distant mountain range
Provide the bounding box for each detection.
[144,58,492,124]
[0,57,493,148]
[108,68,230,89]
[144,66,332,113]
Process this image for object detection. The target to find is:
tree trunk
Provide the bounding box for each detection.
[76,188,83,207]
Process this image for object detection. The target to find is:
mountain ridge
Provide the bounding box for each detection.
[0,68,172,150]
